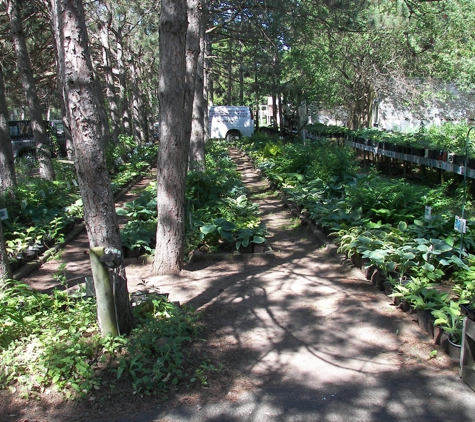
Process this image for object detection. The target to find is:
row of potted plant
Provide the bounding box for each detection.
[117,140,267,257]
[307,121,475,162]
[0,141,158,270]
[234,132,475,351]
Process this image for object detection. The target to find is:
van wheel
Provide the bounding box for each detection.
[226,131,240,142]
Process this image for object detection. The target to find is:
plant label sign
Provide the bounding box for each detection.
[454,215,467,234]
[425,206,432,220]
[0,208,8,220]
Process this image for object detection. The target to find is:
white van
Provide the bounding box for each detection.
[209,106,254,141]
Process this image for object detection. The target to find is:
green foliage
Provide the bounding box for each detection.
[0,280,204,399]
[185,140,266,252]
[121,220,156,253]
[116,190,157,221]
[235,225,267,249]
[0,280,101,398]
[245,128,475,321]
[0,142,156,269]
[345,174,433,225]
[115,297,201,394]
[199,218,236,244]
[432,301,464,345]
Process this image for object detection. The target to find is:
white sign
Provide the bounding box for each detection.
[0,208,8,220]
[455,215,467,234]
[424,206,432,221]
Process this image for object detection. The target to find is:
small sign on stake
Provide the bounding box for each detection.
[455,215,467,234]
[0,208,9,220]
[424,206,432,221]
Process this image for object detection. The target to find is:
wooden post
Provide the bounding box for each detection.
[89,247,119,337]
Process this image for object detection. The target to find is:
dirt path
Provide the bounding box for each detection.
[4,148,475,422]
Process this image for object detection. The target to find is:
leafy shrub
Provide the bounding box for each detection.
[0,280,203,399]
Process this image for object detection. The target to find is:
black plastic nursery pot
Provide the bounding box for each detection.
[410,147,425,157]
[448,334,462,361]
[417,309,431,334]
[370,269,386,291]
[460,316,475,392]
[383,281,393,296]
[461,304,475,322]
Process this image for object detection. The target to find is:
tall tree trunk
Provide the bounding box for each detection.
[0,65,16,193]
[183,0,202,171]
[50,0,75,161]
[239,40,244,104]
[226,37,232,104]
[8,0,55,181]
[51,0,134,335]
[206,37,213,106]
[0,220,11,283]
[0,67,14,283]
[254,60,260,131]
[278,94,284,132]
[203,32,210,141]
[130,57,145,144]
[152,0,188,275]
[189,1,206,171]
[115,32,131,135]
[272,92,277,129]
[100,18,120,145]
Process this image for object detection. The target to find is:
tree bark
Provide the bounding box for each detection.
[0,62,15,280]
[0,220,12,283]
[50,2,75,161]
[0,66,13,281]
[115,31,131,136]
[152,0,188,275]
[51,0,134,335]
[0,65,16,193]
[8,0,55,181]
[184,0,202,171]
[130,57,146,144]
[99,17,121,146]
[189,1,206,171]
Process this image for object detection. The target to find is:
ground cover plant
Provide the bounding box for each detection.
[0,278,205,399]
[117,139,266,255]
[236,131,475,345]
[0,141,158,271]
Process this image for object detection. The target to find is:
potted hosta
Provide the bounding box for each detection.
[120,220,155,257]
[432,302,463,360]
[199,218,237,252]
[235,225,267,253]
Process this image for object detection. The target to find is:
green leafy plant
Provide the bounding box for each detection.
[0,280,204,399]
[116,190,157,221]
[199,218,236,245]
[235,225,266,250]
[120,220,156,253]
[431,301,464,345]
